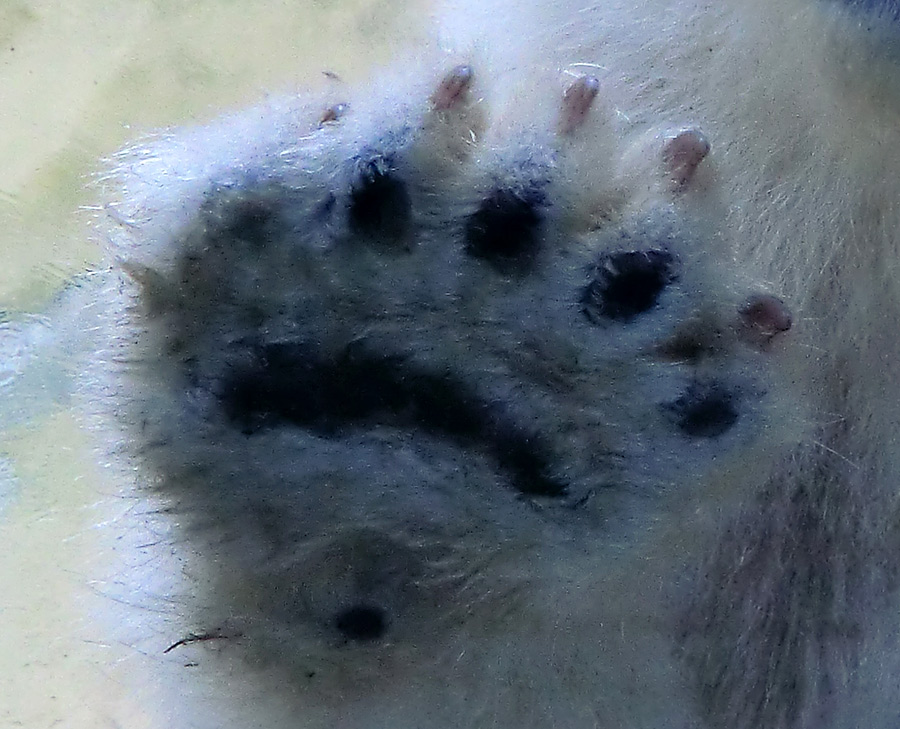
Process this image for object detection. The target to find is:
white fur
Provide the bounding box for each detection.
[82,0,900,727]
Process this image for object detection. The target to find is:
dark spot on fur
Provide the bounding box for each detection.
[219,342,568,498]
[465,187,545,270]
[656,324,725,362]
[582,250,677,322]
[349,156,412,242]
[203,193,281,250]
[656,334,714,362]
[225,199,276,247]
[664,381,739,438]
[334,604,388,642]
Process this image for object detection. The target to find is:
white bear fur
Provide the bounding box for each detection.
[88,0,900,727]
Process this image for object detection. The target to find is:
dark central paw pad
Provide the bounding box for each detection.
[664,381,739,438]
[334,603,389,642]
[221,198,278,248]
[219,342,568,499]
[464,187,545,270]
[582,250,677,322]
[349,156,412,242]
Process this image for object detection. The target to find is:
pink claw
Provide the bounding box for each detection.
[559,75,600,135]
[319,102,349,126]
[663,129,710,189]
[739,294,793,347]
[431,65,475,111]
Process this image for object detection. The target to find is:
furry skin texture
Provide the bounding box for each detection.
[98,0,900,727]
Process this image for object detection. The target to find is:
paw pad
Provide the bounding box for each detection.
[218,197,279,248]
[464,186,546,270]
[664,381,739,438]
[581,250,678,323]
[334,603,389,642]
[349,155,412,243]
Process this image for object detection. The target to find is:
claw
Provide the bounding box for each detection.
[431,64,475,111]
[319,102,349,127]
[559,75,600,135]
[663,129,710,190]
[739,294,793,347]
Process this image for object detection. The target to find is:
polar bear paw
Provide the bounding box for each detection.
[109,64,794,653]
